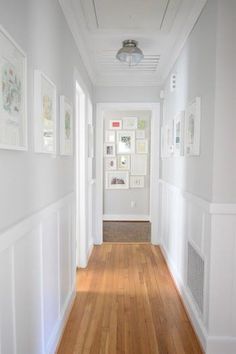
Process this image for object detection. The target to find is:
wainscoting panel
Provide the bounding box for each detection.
[0,193,75,354]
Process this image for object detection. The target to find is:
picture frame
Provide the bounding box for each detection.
[136,130,145,139]
[34,70,57,154]
[185,97,201,156]
[174,111,185,157]
[106,171,129,190]
[123,117,137,130]
[105,157,117,170]
[105,130,116,143]
[117,155,130,170]
[136,139,148,154]
[104,142,115,157]
[109,119,122,130]
[0,25,27,151]
[117,130,135,154]
[131,155,147,176]
[60,96,73,156]
[138,119,147,130]
[130,176,145,188]
[88,124,94,158]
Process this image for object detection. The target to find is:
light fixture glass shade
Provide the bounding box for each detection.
[116,40,144,66]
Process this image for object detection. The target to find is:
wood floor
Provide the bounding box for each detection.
[103,221,151,242]
[58,244,203,354]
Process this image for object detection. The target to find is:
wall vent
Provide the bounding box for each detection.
[187,242,205,314]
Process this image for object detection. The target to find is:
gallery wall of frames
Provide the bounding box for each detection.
[104,116,149,190]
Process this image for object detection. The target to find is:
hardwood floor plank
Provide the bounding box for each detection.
[57,245,203,354]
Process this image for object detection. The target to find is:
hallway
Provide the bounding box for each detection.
[58,244,202,354]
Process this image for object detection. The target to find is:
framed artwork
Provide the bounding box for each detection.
[106,171,129,189]
[88,124,94,158]
[105,157,117,170]
[138,119,147,130]
[174,111,185,157]
[123,117,137,130]
[34,70,56,154]
[185,97,201,156]
[136,130,145,139]
[104,143,115,157]
[60,96,73,156]
[105,130,116,143]
[117,130,135,154]
[130,176,144,188]
[117,155,130,170]
[0,25,27,150]
[109,120,122,130]
[131,155,147,176]
[136,139,148,154]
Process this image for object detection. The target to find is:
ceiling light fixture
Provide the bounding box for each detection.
[116,40,144,66]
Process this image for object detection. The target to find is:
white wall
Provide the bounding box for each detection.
[0,0,93,353]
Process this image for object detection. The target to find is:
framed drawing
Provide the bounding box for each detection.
[130,176,144,188]
[117,130,135,154]
[60,96,73,156]
[185,97,201,156]
[34,70,56,154]
[136,130,145,139]
[174,111,185,156]
[138,119,147,130]
[0,25,27,150]
[105,157,117,170]
[104,143,115,157]
[88,124,94,158]
[123,117,137,130]
[117,155,130,170]
[106,171,129,189]
[136,139,148,154]
[131,155,147,176]
[105,130,116,143]
[109,120,122,130]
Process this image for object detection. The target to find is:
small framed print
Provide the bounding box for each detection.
[109,120,122,130]
[123,117,137,130]
[136,139,148,154]
[174,111,185,157]
[136,130,145,139]
[138,119,147,130]
[104,143,115,157]
[117,155,130,170]
[106,171,129,189]
[105,157,117,170]
[105,130,116,143]
[131,155,147,176]
[117,130,135,154]
[60,96,73,156]
[130,176,144,188]
[185,97,201,156]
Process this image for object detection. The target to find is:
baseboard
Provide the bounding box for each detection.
[87,243,94,263]
[103,214,150,221]
[160,245,207,352]
[206,337,236,354]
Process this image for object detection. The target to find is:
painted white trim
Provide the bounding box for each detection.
[206,337,236,354]
[96,103,160,245]
[103,215,150,222]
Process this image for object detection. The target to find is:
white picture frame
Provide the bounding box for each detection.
[131,155,147,176]
[130,176,145,188]
[105,130,116,143]
[136,130,145,139]
[60,96,73,156]
[109,119,122,130]
[34,70,57,154]
[123,117,137,130]
[185,97,201,156]
[0,25,27,151]
[104,142,115,157]
[136,139,148,154]
[117,155,130,170]
[106,171,129,189]
[174,111,185,157]
[88,124,94,158]
[105,157,117,170]
[117,130,135,154]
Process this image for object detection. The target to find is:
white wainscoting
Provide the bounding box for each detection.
[158,179,236,354]
[0,193,76,354]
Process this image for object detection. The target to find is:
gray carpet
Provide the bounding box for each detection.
[103,221,151,242]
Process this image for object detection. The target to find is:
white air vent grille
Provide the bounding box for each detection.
[97,52,161,73]
[187,242,205,314]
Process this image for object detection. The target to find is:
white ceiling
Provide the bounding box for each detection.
[59,0,207,87]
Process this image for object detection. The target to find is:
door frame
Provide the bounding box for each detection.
[95,102,160,245]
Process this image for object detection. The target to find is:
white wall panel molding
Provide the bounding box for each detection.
[0,193,76,354]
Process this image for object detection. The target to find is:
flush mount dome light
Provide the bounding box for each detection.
[116,40,144,66]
